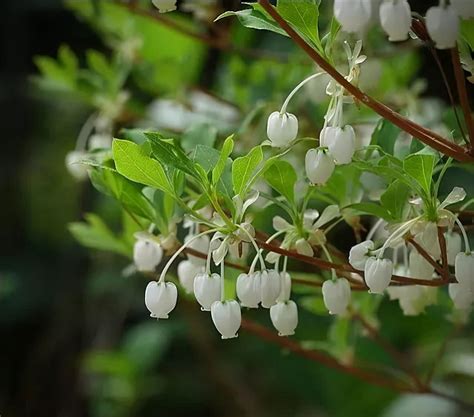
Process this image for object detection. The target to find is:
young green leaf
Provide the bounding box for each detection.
[232,146,263,196]
[380,180,410,220]
[264,160,297,204]
[403,154,436,197]
[212,136,234,184]
[112,139,173,194]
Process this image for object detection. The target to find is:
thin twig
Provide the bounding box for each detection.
[437,227,450,282]
[451,46,474,152]
[257,0,473,162]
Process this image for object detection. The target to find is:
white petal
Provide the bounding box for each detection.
[145,281,178,319]
[267,111,298,147]
[236,272,261,308]
[211,300,242,339]
[261,269,282,308]
[270,300,298,336]
[194,273,222,311]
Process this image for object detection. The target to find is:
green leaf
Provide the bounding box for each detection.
[192,145,221,172]
[112,139,173,194]
[371,118,401,155]
[380,180,410,220]
[264,160,297,204]
[232,146,263,196]
[212,136,234,184]
[69,213,130,257]
[181,123,218,152]
[277,0,322,52]
[90,168,156,221]
[216,5,288,37]
[403,154,436,197]
[346,202,392,221]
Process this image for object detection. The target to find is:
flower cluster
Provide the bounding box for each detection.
[335,0,473,50]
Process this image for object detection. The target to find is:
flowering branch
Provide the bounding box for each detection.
[257,0,474,162]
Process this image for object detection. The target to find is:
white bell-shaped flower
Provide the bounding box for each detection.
[185,234,210,266]
[193,272,222,311]
[319,126,337,147]
[409,251,434,279]
[236,272,261,308]
[455,252,474,291]
[260,269,282,308]
[295,238,314,257]
[426,4,459,49]
[278,272,292,302]
[270,300,298,336]
[450,0,474,19]
[144,281,178,319]
[334,0,372,33]
[325,125,356,165]
[446,231,462,266]
[415,222,441,260]
[448,282,473,310]
[322,278,351,315]
[177,260,204,294]
[364,257,393,293]
[305,148,335,185]
[211,300,242,339]
[65,150,89,180]
[134,237,163,272]
[349,240,374,270]
[267,111,298,147]
[151,0,177,13]
[379,0,412,41]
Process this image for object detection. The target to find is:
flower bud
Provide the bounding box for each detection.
[145,281,178,319]
[349,240,374,270]
[409,251,434,279]
[364,257,393,294]
[455,252,474,292]
[177,260,204,294]
[236,272,261,308]
[65,150,88,180]
[260,269,282,308]
[322,278,351,315]
[151,0,177,13]
[185,234,210,266]
[270,300,298,336]
[267,111,298,147]
[448,282,473,310]
[193,273,222,311]
[134,237,163,272]
[295,238,314,257]
[426,5,459,49]
[334,0,372,33]
[305,148,335,185]
[450,0,474,19]
[326,125,356,165]
[379,0,412,42]
[211,300,241,339]
[278,272,292,302]
[446,231,462,266]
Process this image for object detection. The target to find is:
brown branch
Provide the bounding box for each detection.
[241,319,410,392]
[257,0,474,162]
[451,46,474,152]
[437,227,450,282]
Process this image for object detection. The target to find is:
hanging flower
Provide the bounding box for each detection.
[379,0,412,42]
[325,125,356,165]
[260,270,282,308]
[448,282,473,310]
[270,300,298,336]
[185,233,210,266]
[426,4,459,49]
[177,260,204,294]
[322,278,351,315]
[450,0,474,19]
[266,111,299,147]
[305,148,335,185]
[446,231,462,266]
[414,222,441,260]
[145,281,178,319]
[455,252,474,292]
[334,0,373,33]
[211,300,242,339]
[364,257,393,293]
[349,240,374,270]
[409,251,434,279]
[236,272,261,308]
[278,271,292,302]
[133,234,163,272]
[65,150,88,181]
[193,273,222,311]
[151,0,177,13]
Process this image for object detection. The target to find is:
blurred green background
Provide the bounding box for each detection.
[1,1,473,417]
